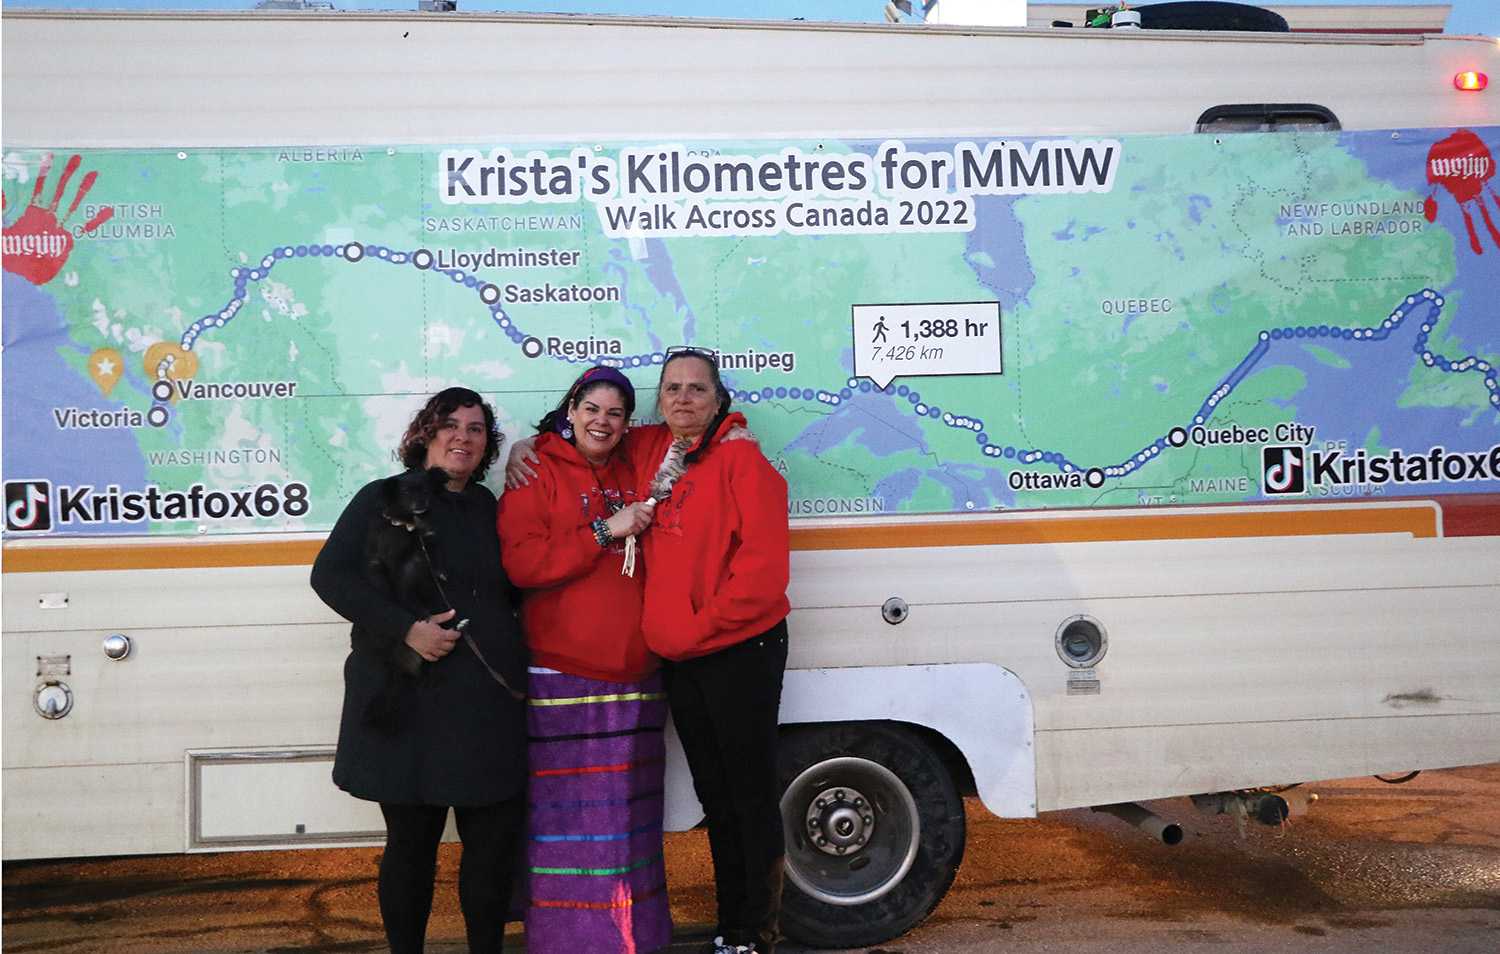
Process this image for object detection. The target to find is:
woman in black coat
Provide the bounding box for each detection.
[311,386,528,954]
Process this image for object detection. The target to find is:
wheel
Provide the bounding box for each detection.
[777,722,965,949]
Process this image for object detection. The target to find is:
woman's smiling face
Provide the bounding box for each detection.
[425,403,488,487]
[659,355,720,440]
[567,383,630,464]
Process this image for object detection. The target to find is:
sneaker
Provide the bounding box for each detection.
[711,937,757,954]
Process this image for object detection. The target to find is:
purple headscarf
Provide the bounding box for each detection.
[555,365,636,434]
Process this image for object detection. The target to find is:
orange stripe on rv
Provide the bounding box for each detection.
[2,538,325,573]
[0,503,1438,573]
[791,504,1438,550]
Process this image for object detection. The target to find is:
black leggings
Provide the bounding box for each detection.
[666,620,789,950]
[378,797,524,954]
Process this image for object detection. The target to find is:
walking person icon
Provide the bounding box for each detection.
[873,316,889,344]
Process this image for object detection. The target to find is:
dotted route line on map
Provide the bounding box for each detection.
[145,241,1498,487]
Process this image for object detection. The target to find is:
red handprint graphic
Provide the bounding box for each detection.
[2,153,114,285]
[1424,130,1500,255]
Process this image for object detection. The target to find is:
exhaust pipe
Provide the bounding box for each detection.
[1092,802,1184,845]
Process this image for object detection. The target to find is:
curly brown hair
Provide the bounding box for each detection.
[397,387,503,481]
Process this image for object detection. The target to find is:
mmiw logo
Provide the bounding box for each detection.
[4,479,53,532]
[1261,446,1306,496]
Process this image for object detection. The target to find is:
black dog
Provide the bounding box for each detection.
[361,466,455,727]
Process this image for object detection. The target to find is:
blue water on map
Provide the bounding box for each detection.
[873,468,920,506]
[603,247,666,356]
[924,463,1015,510]
[965,194,1035,311]
[2,274,147,535]
[786,392,929,460]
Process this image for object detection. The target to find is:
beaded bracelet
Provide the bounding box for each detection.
[591,516,614,548]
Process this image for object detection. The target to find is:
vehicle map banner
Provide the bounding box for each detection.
[3,127,1498,536]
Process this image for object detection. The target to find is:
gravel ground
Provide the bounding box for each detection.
[4,765,1498,953]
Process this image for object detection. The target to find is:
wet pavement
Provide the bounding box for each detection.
[4,764,1498,953]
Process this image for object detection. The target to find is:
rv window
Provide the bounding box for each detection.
[1195,104,1341,133]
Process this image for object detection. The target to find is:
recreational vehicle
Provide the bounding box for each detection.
[4,7,1498,946]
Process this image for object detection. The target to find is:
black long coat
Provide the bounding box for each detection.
[311,475,527,806]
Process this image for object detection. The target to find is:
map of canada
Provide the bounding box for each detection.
[3,127,1498,536]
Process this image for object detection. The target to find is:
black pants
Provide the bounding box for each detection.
[666,620,789,950]
[377,796,524,954]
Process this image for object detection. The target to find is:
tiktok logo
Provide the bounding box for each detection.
[4,480,53,532]
[1261,446,1306,496]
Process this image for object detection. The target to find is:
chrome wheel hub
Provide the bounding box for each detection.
[805,785,875,856]
[781,756,921,906]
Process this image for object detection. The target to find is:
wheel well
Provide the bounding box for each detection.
[781,719,977,797]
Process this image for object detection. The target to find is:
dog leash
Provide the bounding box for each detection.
[416,535,526,701]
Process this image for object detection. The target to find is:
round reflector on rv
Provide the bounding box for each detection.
[1455,71,1488,92]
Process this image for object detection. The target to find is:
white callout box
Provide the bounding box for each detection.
[852,301,1002,388]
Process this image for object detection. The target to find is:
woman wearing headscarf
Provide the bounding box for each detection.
[496,365,672,953]
[634,350,792,954]
[311,386,528,954]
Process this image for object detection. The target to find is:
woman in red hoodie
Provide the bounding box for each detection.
[635,350,792,954]
[495,366,670,954]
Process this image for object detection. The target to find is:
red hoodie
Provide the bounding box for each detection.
[633,413,791,661]
[496,431,655,682]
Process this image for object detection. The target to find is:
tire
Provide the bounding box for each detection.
[1137,2,1290,32]
[777,722,965,949]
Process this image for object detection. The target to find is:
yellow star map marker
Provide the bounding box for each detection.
[87,347,124,396]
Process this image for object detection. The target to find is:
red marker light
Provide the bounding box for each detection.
[1455,71,1488,92]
